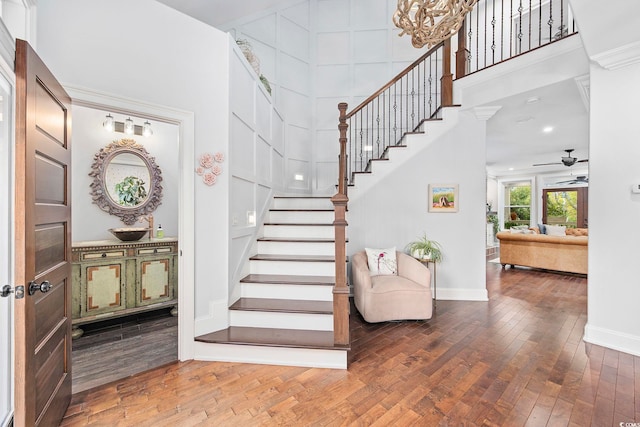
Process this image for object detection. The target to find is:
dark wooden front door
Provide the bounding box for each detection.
[14,39,72,426]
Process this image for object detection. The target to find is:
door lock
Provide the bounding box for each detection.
[1,285,12,298]
[28,280,52,296]
[1,284,25,299]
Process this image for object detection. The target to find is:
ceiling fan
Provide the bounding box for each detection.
[555,175,588,185]
[533,149,588,167]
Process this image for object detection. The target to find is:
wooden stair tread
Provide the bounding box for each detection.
[240,274,335,286]
[274,196,332,199]
[263,222,333,226]
[249,254,340,262]
[229,298,333,314]
[195,326,349,350]
[269,209,334,212]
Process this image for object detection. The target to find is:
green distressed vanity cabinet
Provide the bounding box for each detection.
[71,237,178,338]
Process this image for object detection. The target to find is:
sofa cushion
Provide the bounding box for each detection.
[370,275,427,293]
[365,247,397,275]
[545,224,566,236]
[566,228,588,236]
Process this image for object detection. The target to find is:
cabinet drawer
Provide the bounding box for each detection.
[137,246,173,255]
[82,250,126,260]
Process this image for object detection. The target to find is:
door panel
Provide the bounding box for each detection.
[14,39,72,427]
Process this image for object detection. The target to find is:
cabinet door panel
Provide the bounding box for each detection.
[81,262,126,316]
[137,256,175,306]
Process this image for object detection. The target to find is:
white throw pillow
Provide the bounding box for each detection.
[545,224,566,236]
[365,247,397,276]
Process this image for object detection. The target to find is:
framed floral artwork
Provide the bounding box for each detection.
[428,184,459,212]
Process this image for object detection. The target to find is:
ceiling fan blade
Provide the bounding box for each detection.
[533,161,562,166]
[577,159,588,163]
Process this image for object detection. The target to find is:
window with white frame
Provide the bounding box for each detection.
[504,181,531,229]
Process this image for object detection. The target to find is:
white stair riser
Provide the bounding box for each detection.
[194,342,347,369]
[272,198,333,210]
[241,283,333,301]
[230,310,334,331]
[250,260,336,276]
[263,225,336,239]
[268,210,335,223]
[257,241,335,256]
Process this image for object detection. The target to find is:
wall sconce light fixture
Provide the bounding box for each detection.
[103,114,153,137]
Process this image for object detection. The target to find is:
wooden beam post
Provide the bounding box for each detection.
[456,21,470,79]
[332,102,349,347]
[441,38,453,107]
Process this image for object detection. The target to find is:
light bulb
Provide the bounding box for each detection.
[103,114,114,132]
[124,117,134,135]
[142,121,153,137]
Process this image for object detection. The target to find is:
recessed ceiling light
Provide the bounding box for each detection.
[508,167,514,171]
[516,116,534,123]
[526,96,540,104]
[543,126,554,133]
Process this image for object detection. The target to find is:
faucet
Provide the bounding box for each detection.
[140,214,154,239]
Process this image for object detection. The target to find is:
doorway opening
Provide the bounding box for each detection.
[67,95,193,393]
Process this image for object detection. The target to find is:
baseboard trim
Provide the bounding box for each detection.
[583,323,640,357]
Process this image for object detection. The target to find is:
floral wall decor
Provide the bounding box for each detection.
[196,152,224,186]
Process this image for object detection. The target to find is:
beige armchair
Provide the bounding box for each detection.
[351,250,432,323]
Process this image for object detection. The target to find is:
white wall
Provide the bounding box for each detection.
[224,1,314,193]
[224,0,431,193]
[228,43,286,312]
[71,106,179,241]
[36,0,230,324]
[584,60,640,356]
[313,0,430,192]
[348,111,488,300]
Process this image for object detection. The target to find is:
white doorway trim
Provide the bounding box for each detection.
[63,84,195,361]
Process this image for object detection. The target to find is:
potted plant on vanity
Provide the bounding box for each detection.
[405,233,443,262]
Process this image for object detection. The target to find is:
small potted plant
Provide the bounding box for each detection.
[405,233,443,262]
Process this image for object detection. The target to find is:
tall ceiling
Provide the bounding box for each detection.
[154,0,590,179]
[155,0,295,28]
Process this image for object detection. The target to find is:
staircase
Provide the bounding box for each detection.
[195,196,349,369]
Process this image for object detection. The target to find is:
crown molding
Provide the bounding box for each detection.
[591,39,640,70]
[471,106,502,121]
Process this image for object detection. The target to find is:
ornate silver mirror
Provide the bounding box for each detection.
[90,138,163,225]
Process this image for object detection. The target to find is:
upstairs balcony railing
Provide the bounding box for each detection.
[331,0,576,347]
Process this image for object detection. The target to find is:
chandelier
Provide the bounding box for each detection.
[393,0,478,48]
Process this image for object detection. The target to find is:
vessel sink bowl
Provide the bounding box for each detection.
[109,227,149,242]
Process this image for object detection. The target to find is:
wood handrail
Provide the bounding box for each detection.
[344,41,445,120]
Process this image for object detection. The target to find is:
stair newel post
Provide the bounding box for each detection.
[456,20,469,79]
[332,102,349,347]
[441,37,453,107]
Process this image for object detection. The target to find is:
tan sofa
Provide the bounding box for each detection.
[496,228,588,274]
[351,250,432,323]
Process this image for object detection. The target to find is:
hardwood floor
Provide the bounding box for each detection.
[62,264,639,426]
[72,309,178,394]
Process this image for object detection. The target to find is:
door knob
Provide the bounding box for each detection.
[1,284,25,299]
[1,285,12,298]
[28,280,52,296]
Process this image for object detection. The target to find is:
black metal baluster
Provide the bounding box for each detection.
[510,0,514,57]
[528,0,532,51]
[539,0,542,47]
[476,4,480,70]
[393,83,397,146]
[500,0,504,62]
[548,0,553,43]
[491,0,496,65]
